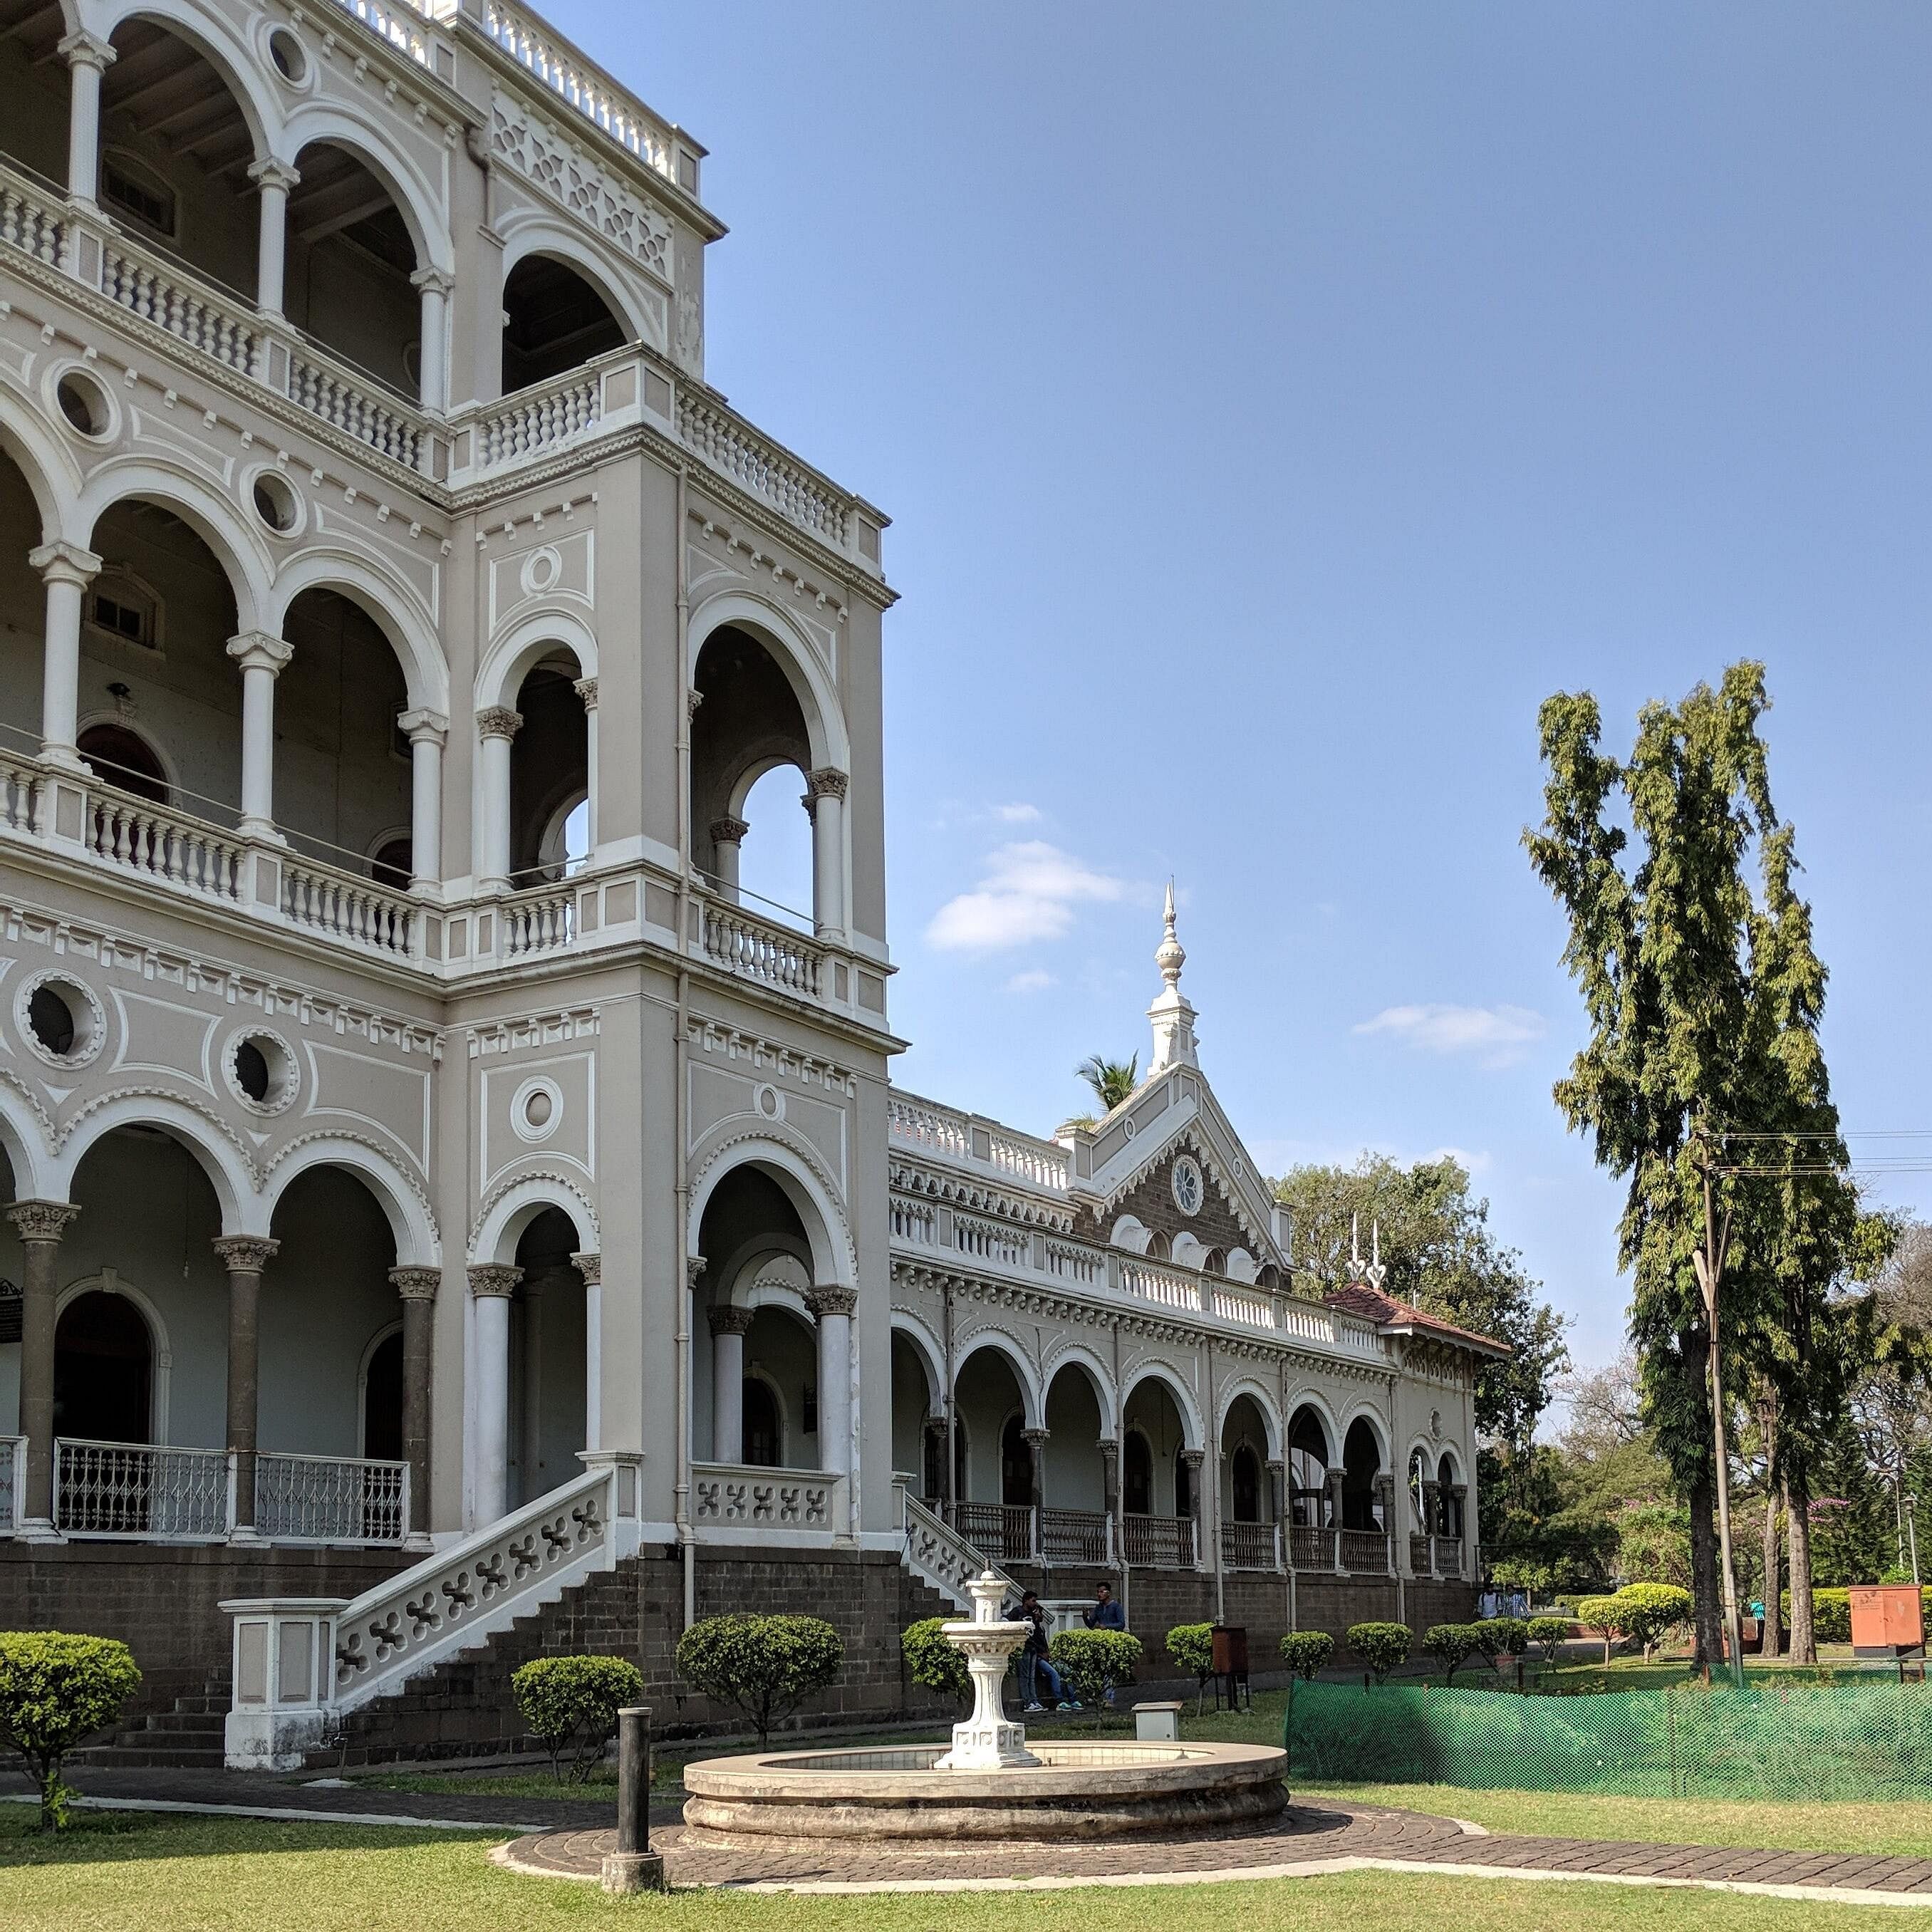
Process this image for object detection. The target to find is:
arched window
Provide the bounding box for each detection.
[77,724,168,806]
[743,1376,781,1468]
[370,837,412,891]
[1410,1448,1430,1527]
[362,1331,404,1461]
[1173,1448,1193,1522]
[999,1414,1032,1506]
[54,1290,152,1445]
[1231,1443,1262,1523]
[1123,1430,1152,1515]
[1289,1408,1329,1527]
[1437,1453,1463,1538]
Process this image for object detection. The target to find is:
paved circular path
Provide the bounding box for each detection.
[495,1799,1932,1902]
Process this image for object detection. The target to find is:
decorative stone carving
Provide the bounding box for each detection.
[5,1201,79,1244]
[212,1235,280,1273]
[804,1284,857,1319]
[571,1251,601,1287]
[389,1267,442,1302]
[707,1303,754,1337]
[489,93,673,281]
[398,707,449,747]
[686,1255,708,1289]
[475,706,524,741]
[468,1264,524,1298]
[709,816,749,847]
[225,632,294,677]
[572,677,598,710]
[28,540,102,590]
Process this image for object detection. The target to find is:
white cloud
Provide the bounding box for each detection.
[926,841,1126,952]
[1354,1002,1547,1067]
[993,802,1044,824]
[1005,968,1055,994]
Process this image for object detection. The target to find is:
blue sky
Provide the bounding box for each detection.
[556,1,1932,1388]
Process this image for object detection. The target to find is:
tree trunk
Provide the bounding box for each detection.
[1761,1484,1782,1659]
[1787,1468,1817,1665]
[1688,1468,1723,1669]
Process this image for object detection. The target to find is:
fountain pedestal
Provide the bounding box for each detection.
[933,1570,1039,1770]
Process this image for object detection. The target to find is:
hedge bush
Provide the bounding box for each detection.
[1346,1621,1412,1684]
[0,1631,142,1830]
[1616,1583,1693,1658]
[1473,1617,1529,1665]
[511,1655,644,1783]
[1423,1623,1483,1684]
[1527,1616,1573,1662]
[1049,1629,1142,1703]
[676,1614,844,1746]
[1576,1594,1626,1663]
[1280,1631,1334,1681]
[1782,1591,1853,1645]
[900,1617,970,1703]
[1165,1622,1215,1679]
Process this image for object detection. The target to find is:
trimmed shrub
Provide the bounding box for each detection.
[1423,1623,1482,1684]
[1576,1594,1626,1664]
[1346,1621,1412,1684]
[1473,1617,1529,1666]
[511,1655,645,1783]
[1614,1583,1693,1660]
[1782,1590,1853,1646]
[1049,1629,1142,1703]
[1165,1622,1215,1680]
[0,1631,142,1830]
[1280,1631,1334,1681]
[1527,1616,1573,1663]
[901,1617,970,1703]
[676,1614,844,1747]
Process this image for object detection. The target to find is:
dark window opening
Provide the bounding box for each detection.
[363,1331,404,1461]
[371,838,412,891]
[1232,1445,1261,1523]
[54,1290,152,1445]
[26,985,75,1058]
[234,1040,271,1104]
[502,253,626,394]
[1000,1415,1032,1507]
[1174,1450,1193,1521]
[102,156,176,237]
[743,1378,781,1468]
[1123,1431,1152,1515]
[77,724,169,806]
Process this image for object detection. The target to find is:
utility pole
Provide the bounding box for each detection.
[1691,1122,1747,1688]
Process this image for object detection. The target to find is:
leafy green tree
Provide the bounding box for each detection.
[675,1614,843,1747]
[1345,1622,1411,1683]
[1612,1583,1693,1661]
[1423,1623,1482,1683]
[1075,1054,1139,1113]
[511,1655,645,1783]
[900,1618,970,1703]
[1279,1631,1334,1681]
[0,1632,141,1830]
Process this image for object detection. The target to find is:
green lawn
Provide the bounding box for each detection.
[0,1811,1916,1932]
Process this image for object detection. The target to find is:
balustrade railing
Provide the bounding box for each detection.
[85,791,244,903]
[986,1129,1069,1191]
[289,355,422,468]
[0,178,63,264]
[0,1436,19,1534]
[887,1094,971,1160]
[678,391,851,547]
[690,1462,841,1533]
[0,747,38,835]
[897,1483,1016,1612]
[1038,1506,1109,1567]
[1340,1527,1390,1575]
[890,1198,936,1243]
[698,897,822,996]
[54,1438,232,1540]
[1433,1534,1464,1579]
[1409,1531,1433,1573]
[1044,1240,1104,1286]
[1289,1524,1333,1570]
[952,1212,1030,1271]
[1122,1512,1194,1569]
[502,886,576,957]
[254,1453,409,1545]
[1221,1520,1280,1572]
[1210,1282,1274,1329]
[953,1500,1034,1564]
[329,0,441,68]
[473,368,603,467]
[101,246,257,375]
[1118,1255,1200,1314]
[283,856,415,956]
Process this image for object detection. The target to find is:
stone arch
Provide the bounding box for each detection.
[1119,1360,1202,1448]
[1339,1401,1391,1470]
[262,1135,439,1266]
[469,1172,596,1263]
[1215,1376,1282,1457]
[687,1131,853,1291]
[0,385,83,539]
[1284,1387,1343,1460]
[92,1,279,163]
[266,552,450,715]
[952,1328,1042,1430]
[54,1095,255,1234]
[55,1267,173,1441]
[890,1307,945,1411]
[1041,1342,1116,1437]
[687,593,849,775]
[477,609,596,713]
[0,1078,55,1202]
[72,460,271,633]
[731,1247,813,1321]
[496,214,655,345]
[281,109,451,276]
[1108,1212,1152,1254]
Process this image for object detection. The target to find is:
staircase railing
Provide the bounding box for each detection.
[895,1480,1015,1613]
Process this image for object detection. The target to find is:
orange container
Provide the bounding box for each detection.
[1849,1584,1925,1654]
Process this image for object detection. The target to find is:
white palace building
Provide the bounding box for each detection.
[0,0,1495,1760]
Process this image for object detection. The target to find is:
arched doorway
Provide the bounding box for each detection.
[1231,1445,1261,1522]
[743,1376,781,1468]
[54,1290,151,1443]
[999,1413,1032,1507]
[361,1331,404,1461]
[1123,1430,1153,1515]
[77,723,168,805]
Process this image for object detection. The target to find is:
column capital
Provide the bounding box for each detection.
[5,1200,79,1244]
[571,1250,600,1287]
[923,1413,950,1439]
[468,1263,523,1299]
[1020,1426,1051,1449]
[28,540,101,589]
[475,705,523,742]
[707,1302,754,1338]
[227,631,293,676]
[805,767,849,801]
[804,1284,857,1319]
[685,1254,707,1290]
[58,28,116,72]
[1096,1436,1119,1458]
[410,265,456,295]
[1267,1457,1287,1477]
[572,676,598,711]
[388,1266,442,1302]
[212,1235,280,1273]
[1178,1446,1206,1469]
[686,687,705,716]
[398,707,449,746]
[709,815,749,847]
[246,156,301,192]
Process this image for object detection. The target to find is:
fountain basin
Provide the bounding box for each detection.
[681,1740,1288,1847]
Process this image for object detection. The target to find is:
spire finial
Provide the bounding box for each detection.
[1146,881,1198,1072]
[1155,878,1185,990]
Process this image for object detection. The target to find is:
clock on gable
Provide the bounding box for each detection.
[1170,1153,1204,1217]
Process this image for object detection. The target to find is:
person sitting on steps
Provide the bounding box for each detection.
[1019,1591,1081,1713]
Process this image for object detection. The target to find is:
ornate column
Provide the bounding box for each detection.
[519,1273,545,1505]
[474,707,521,890]
[227,633,293,841]
[804,1286,856,1478]
[804,767,847,939]
[389,1268,439,1542]
[399,709,447,894]
[924,1413,951,1506]
[212,1236,279,1539]
[58,31,115,210]
[1022,1425,1050,1559]
[708,816,748,902]
[1373,1471,1397,1574]
[1326,1466,1346,1574]
[29,542,100,772]
[1179,1447,1206,1569]
[411,266,454,412]
[1450,1482,1470,1579]
[1099,1436,1121,1567]
[249,158,300,318]
[6,1201,80,1533]
[573,677,598,852]
[1267,1457,1288,1572]
[707,1302,752,1461]
[468,1264,521,1525]
[572,1252,601,1451]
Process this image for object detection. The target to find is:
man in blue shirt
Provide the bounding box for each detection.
[1083,1583,1126,1631]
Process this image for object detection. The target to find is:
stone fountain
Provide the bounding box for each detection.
[680,1571,1287,1849]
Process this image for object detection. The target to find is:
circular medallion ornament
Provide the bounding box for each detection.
[1170,1153,1204,1218]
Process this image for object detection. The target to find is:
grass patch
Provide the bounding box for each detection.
[0,1808,1913,1932]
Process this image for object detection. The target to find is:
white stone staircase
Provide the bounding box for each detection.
[895,1480,1017,1614]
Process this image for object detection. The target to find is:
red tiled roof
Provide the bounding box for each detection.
[1322,1282,1512,1356]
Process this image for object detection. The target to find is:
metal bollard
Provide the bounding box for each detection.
[601,1705,665,1894]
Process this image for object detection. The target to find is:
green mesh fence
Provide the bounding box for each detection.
[1285,1678,1932,1802]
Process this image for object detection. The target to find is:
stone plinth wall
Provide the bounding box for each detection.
[0,1542,412,1714]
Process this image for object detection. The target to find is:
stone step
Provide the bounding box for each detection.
[71,1744,227,1770]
